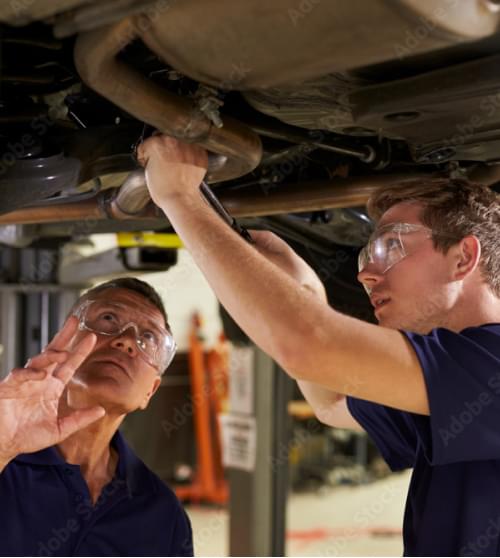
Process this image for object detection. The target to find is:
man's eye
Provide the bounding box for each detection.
[143,330,158,344]
[385,238,399,250]
[98,312,118,322]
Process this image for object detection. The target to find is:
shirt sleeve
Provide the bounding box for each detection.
[171,506,194,556]
[346,396,418,471]
[401,325,500,465]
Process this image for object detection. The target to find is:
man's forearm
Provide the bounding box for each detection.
[158,190,426,414]
[297,380,364,430]
[297,380,344,415]
[159,191,334,374]
[141,138,430,415]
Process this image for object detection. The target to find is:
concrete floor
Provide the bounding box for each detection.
[186,469,412,556]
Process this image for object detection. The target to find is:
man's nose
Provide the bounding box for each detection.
[110,327,138,357]
[357,264,384,295]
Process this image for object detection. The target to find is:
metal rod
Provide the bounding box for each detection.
[249,119,375,163]
[0,173,430,225]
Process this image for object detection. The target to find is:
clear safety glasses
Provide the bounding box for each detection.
[73,299,177,371]
[358,222,434,276]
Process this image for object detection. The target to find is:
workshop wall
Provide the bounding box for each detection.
[88,233,223,351]
[146,249,223,351]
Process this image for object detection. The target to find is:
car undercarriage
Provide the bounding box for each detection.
[1,0,500,318]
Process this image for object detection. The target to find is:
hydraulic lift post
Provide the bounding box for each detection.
[228,345,293,556]
[0,246,82,378]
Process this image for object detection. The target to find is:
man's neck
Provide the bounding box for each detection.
[442,286,500,333]
[57,415,124,505]
[56,417,121,475]
[56,393,125,501]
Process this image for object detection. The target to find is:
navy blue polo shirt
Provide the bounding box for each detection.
[0,430,193,556]
[347,323,500,556]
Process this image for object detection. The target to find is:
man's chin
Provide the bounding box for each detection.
[379,315,434,335]
[375,307,396,328]
[70,368,127,399]
[377,316,399,329]
[68,377,133,415]
[377,314,409,331]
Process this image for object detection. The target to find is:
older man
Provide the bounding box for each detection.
[138,135,500,556]
[0,277,192,556]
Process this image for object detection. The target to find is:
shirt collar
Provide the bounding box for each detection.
[14,430,152,497]
[460,322,500,334]
[113,430,153,496]
[15,445,64,466]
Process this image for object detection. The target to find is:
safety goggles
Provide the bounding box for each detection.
[358,222,434,276]
[73,299,177,371]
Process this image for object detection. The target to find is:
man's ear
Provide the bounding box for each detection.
[139,376,162,410]
[452,235,481,280]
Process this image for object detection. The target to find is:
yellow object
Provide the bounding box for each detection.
[116,232,183,249]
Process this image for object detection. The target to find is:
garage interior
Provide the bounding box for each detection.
[1,1,500,556]
[0,235,409,556]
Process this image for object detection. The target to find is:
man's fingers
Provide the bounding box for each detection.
[136,142,148,167]
[10,368,48,383]
[138,135,208,169]
[58,406,106,440]
[25,350,68,371]
[136,134,163,167]
[53,333,97,384]
[46,316,79,352]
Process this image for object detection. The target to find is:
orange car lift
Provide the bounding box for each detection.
[175,313,228,505]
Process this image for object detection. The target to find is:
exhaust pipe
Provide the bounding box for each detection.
[74,17,262,183]
[1,162,497,226]
[107,154,229,218]
[108,168,158,219]
[0,172,430,225]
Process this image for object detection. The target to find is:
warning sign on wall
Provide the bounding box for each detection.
[219,414,257,472]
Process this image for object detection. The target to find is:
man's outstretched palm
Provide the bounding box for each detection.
[0,317,104,464]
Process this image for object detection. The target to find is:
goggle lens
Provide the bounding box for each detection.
[74,300,176,371]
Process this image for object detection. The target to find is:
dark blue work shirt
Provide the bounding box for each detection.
[0,430,193,556]
[347,323,500,556]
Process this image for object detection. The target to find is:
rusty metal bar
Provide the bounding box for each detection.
[0,173,430,225]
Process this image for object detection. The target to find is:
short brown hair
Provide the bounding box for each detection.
[367,177,500,297]
[72,277,171,332]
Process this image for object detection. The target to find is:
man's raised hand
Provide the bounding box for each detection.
[137,135,208,208]
[0,317,105,469]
